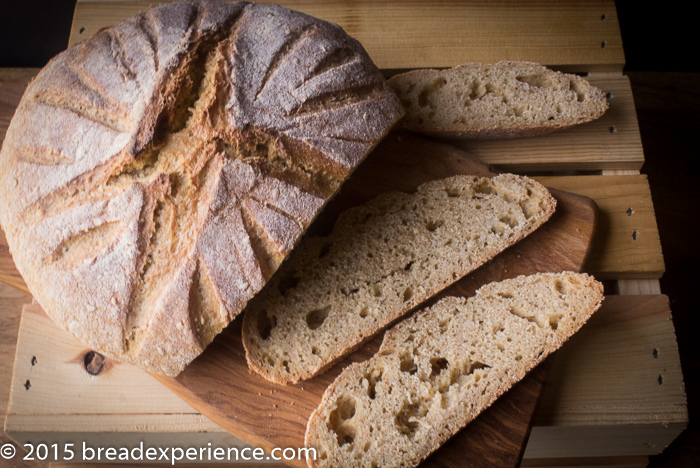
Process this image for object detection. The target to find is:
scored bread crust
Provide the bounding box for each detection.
[242,174,556,384]
[388,61,608,139]
[305,272,604,468]
[0,1,403,376]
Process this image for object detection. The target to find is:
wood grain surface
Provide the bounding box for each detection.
[69,1,625,73]
[149,132,597,468]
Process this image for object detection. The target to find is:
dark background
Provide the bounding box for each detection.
[1,1,698,466]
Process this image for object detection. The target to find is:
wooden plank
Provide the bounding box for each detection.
[69,1,625,72]
[535,175,665,279]
[6,295,686,461]
[0,68,40,83]
[525,295,687,459]
[446,76,645,172]
[617,279,662,295]
[0,284,40,468]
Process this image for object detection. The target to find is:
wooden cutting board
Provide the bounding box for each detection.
[153,132,598,468]
[0,75,596,467]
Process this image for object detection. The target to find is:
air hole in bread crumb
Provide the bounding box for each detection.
[400,354,418,375]
[418,90,429,107]
[430,357,449,377]
[312,346,320,356]
[554,279,568,296]
[509,306,541,327]
[366,368,383,399]
[404,261,414,271]
[318,243,332,259]
[446,187,460,198]
[473,179,495,196]
[395,400,428,438]
[403,287,414,302]
[257,312,276,340]
[569,80,588,102]
[519,200,535,219]
[372,284,383,297]
[426,220,444,232]
[516,73,552,88]
[469,80,486,100]
[549,315,562,330]
[277,273,300,295]
[359,307,369,318]
[498,292,513,299]
[329,395,357,446]
[306,306,331,330]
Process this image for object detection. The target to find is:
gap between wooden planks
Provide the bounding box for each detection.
[4,295,685,461]
[69,0,625,72]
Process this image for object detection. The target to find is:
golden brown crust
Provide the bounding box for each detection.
[0,1,403,376]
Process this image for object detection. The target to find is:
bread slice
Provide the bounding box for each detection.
[305,272,604,467]
[388,61,608,139]
[242,174,556,384]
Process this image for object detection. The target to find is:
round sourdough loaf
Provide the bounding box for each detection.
[0,1,403,376]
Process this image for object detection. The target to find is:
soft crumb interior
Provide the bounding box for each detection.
[389,62,606,131]
[306,272,603,468]
[243,174,555,383]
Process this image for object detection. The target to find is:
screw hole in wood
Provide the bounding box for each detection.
[609,125,617,134]
[601,41,606,48]
[601,14,606,21]
[605,92,612,100]
[632,231,639,241]
[79,27,85,34]
[658,374,664,385]
[24,380,31,390]
[653,348,659,358]
[31,356,37,366]
[84,350,105,376]
[627,207,634,216]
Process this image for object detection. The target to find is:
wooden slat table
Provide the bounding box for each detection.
[0,1,688,467]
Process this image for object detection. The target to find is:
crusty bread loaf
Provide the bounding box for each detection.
[242,174,556,384]
[388,61,607,139]
[305,272,604,468]
[0,1,403,376]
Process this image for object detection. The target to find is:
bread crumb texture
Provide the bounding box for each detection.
[388,61,608,139]
[305,272,604,468]
[243,174,556,383]
[0,1,402,376]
